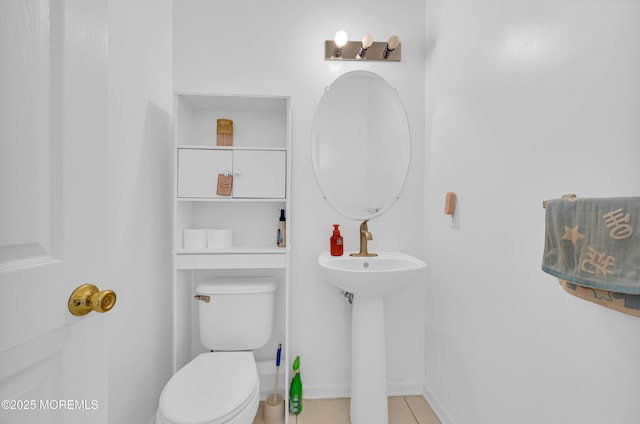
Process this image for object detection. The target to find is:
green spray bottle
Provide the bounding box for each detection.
[289,356,302,415]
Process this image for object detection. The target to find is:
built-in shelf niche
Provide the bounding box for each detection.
[174,201,287,254]
[176,94,287,149]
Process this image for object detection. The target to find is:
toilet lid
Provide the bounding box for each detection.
[159,352,258,424]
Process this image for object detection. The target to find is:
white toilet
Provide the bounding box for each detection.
[156,277,277,424]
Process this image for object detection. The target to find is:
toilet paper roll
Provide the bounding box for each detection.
[183,229,207,249]
[207,228,232,248]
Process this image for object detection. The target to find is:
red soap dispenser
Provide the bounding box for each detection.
[330,224,344,256]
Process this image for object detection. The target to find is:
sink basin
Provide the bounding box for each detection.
[318,251,426,297]
[318,251,427,424]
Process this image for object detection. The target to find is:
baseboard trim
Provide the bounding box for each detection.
[422,384,455,424]
[299,382,424,400]
[303,383,350,399]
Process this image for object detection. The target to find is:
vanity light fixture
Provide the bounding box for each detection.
[325,32,401,62]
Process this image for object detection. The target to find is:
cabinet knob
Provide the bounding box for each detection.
[234,170,240,177]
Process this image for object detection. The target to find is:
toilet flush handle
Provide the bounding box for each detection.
[194,295,210,303]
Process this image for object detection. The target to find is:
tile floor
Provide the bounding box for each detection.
[253,396,441,424]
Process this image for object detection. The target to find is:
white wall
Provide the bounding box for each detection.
[424,1,640,423]
[173,0,426,397]
[107,0,173,422]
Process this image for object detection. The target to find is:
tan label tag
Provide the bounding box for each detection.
[217,174,232,196]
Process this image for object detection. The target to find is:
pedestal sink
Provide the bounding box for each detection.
[318,252,427,424]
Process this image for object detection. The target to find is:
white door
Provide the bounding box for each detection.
[0,1,109,423]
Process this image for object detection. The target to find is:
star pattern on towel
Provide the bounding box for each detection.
[561,225,586,246]
[594,289,614,302]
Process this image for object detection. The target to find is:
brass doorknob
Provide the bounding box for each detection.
[68,284,117,316]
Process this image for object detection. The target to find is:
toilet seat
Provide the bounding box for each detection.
[157,352,258,424]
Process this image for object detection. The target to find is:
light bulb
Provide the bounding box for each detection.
[361,34,374,49]
[383,35,400,59]
[387,35,400,51]
[334,30,349,48]
[357,34,374,59]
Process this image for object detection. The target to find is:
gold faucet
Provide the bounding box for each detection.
[350,219,378,257]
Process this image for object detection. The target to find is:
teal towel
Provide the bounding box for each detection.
[542,197,640,294]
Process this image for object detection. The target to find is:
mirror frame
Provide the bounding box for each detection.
[311,70,411,220]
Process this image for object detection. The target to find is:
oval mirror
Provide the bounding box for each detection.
[311,70,411,220]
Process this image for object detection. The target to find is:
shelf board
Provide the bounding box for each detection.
[174,247,289,269]
[175,93,288,112]
[177,145,287,151]
[174,246,288,255]
[176,197,286,202]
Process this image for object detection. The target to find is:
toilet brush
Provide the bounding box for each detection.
[263,343,284,424]
[272,343,282,403]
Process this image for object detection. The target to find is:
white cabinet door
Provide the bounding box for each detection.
[233,150,286,199]
[178,149,286,199]
[177,149,232,198]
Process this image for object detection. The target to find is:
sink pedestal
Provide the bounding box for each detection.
[317,252,427,424]
[351,295,388,424]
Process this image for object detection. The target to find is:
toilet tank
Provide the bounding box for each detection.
[197,277,277,351]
